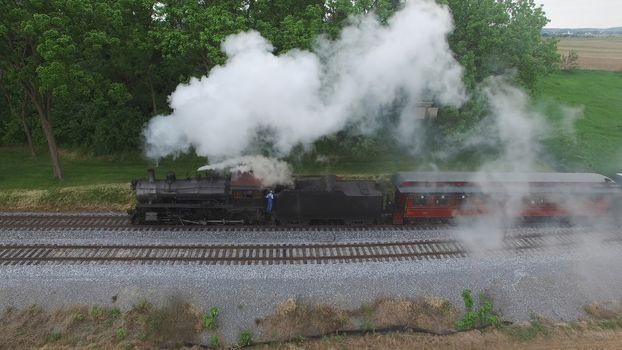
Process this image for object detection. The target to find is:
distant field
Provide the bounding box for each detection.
[536,70,622,176]
[557,37,622,71]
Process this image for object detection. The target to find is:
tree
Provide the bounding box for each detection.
[152,1,249,78]
[0,1,64,178]
[440,0,559,90]
[435,0,560,134]
[560,50,579,71]
[0,70,37,157]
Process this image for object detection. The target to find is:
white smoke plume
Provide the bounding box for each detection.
[197,155,293,187]
[143,0,466,166]
[455,77,595,253]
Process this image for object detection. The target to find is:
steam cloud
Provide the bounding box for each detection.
[455,77,590,252]
[197,155,293,187]
[143,0,466,163]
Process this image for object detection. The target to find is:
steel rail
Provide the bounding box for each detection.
[0,240,465,265]
[2,233,615,266]
[0,213,588,232]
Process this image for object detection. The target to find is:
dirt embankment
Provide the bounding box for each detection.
[0,299,202,350]
[0,184,134,212]
[4,297,622,350]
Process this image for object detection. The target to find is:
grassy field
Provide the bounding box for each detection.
[557,37,622,71]
[536,70,622,176]
[0,148,208,190]
[0,149,209,210]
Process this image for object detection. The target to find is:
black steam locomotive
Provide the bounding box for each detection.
[131,169,622,225]
[131,169,384,225]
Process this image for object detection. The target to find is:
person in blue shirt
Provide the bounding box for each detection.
[266,190,274,213]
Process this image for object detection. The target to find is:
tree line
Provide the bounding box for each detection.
[0,0,559,179]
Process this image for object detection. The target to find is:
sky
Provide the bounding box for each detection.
[538,0,621,28]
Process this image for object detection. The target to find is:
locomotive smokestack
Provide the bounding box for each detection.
[147,168,156,182]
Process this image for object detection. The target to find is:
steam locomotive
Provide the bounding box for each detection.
[131,169,622,225]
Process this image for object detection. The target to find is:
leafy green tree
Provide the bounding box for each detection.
[0,73,37,157]
[152,1,249,78]
[441,0,558,91]
[0,1,68,178]
[435,0,559,135]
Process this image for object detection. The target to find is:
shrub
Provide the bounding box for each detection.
[90,306,106,320]
[133,298,150,313]
[455,289,501,331]
[203,306,220,330]
[238,330,253,347]
[47,331,62,342]
[116,327,128,339]
[109,308,122,319]
[505,313,549,341]
[209,335,221,347]
[560,50,579,71]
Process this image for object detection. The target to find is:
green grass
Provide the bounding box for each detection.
[289,153,419,176]
[536,70,622,176]
[0,146,423,191]
[0,147,208,190]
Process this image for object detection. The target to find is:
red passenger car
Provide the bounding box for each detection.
[391,172,620,224]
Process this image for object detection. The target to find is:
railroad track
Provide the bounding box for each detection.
[1,233,617,266]
[0,215,130,229]
[0,213,588,232]
[0,213,445,231]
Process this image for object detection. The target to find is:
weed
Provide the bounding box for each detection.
[584,302,619,320]
[47,330,62,342]
[134,298,150,313]
[74,312,86,322]
[209,335,221,347]
[147,315,162,331]
[109,308,122,320]
[504,313,549,341]
[27,305,42,315]
[295,335,307,343]
[238,330,254,347]
[462,289,474,311]
[597,318,622,330]
[116,327,128,339]
[455,289,501,331]
[90,306,106,320]
[359,303,375,331]
[336,313,351,328]
[326,332,345,342]
[440,300,452,316]
[203,306,220,330]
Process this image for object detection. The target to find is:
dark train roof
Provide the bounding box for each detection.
[293,176,382,196]
[393,172,616,194]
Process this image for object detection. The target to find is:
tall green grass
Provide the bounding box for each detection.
[0,147,207,190]
[536,70,622,176]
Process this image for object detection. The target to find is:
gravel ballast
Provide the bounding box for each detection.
[1,243,621,344]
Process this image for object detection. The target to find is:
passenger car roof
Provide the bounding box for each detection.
[392,172,616,194]
[392,172,613,187]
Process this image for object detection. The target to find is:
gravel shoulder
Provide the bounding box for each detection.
[1,244,621,344]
